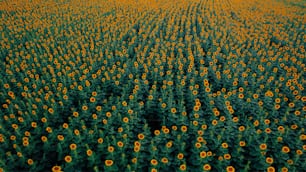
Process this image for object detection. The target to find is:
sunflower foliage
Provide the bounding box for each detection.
[0,0,305,172]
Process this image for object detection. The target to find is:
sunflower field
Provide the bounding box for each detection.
[0,0,305,171]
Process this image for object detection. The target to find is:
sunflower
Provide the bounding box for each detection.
[106,112,112,118]
[203,164,211,171]
[274,104,280,110]
[97,138,103,144]
[74,129,80,136]
[108,146,115,152]
[57,135,64,141]
[181,126,188,132]
[64,155,72,163]
[134,146,140,152]
[138,133,145,140]
[92,91,98,96]
[31,122,37,128]
[163,128,170,134]
[289,123,297,129]
[294,110,301,116]
[265,128,272,134]
[27,159,34,165]
[212,120,218,126]
[96,106,102,111]
[253,94,259,99]
[195,142,202,148]
[89,97,96,103]
[226,166,235,172]
[221,143,228,149]
[73,112,79,117]
[117,141,124,148]
[82,105,88,111]
[62,123,69,129]
[3,83,10,89]
[86,149,93,156]
[220,116,226,122]
[21,139,28,147]
[166,141,173,148]
[288,102,295,108]
[134,141,141,147]
[122,101,128,106]
[192,120,199,126]
[52,165,62,172]
[171,108,177,113]
[177,153,184,160]
[267,166,275,172]
[24,131,31,137]
[105,160,113,166]
[11,124,18,130]
[150,159,158,166]
[193,105,200,111]
[161,157,168,163]
[199,151,207,158]
[232,117,239,122]
[238,126,245,132]
[70,143,77,150]
[151,168,157,172]
[239,141,246,147]
[213,110,220,116]
[238,93,244,99]
[266,157,273,164]
[281,167,288,172]
[122,117,129,123]
[282,146,290,153]
[180,164,187,171]
[253,120,259,127]
[259,143,267,150]
[92,114,98,120]
[224,154,231,160]
[128,109,133,114]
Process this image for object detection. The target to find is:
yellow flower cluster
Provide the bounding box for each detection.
[0,0,305,171]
